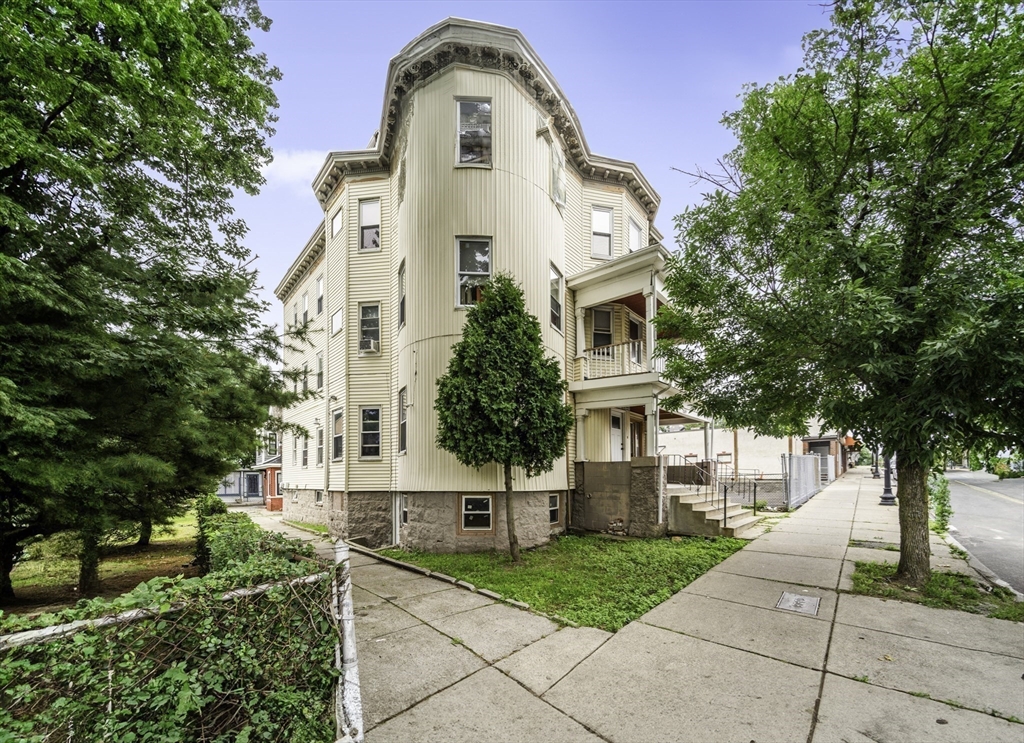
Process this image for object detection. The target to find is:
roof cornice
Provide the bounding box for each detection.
[311,18,661,218]
[566,244,671,290]
[274,223,326,301]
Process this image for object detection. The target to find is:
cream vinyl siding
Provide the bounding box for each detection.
[345,177,392,492]
[393,67,567,494]
[326,187,348,491]
[584,408,613,462]
[280,258,329,493]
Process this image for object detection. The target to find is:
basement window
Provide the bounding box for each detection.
[461,495,492,531]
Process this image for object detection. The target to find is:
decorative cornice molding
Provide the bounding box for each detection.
[311,18,661,218]
[275,223,326,302]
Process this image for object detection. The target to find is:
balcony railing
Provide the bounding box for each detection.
[575,340,665,381]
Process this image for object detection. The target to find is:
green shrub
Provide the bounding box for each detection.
[928,473,953,534]
[194,493,228,572]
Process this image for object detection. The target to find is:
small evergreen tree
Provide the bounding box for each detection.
[435,274,573,563]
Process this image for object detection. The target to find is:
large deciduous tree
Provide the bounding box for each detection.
[0,0,287,597]
[435,275,573,563]
[658,0,1024,586]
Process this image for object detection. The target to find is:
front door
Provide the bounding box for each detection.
[244,473,260,500]
[610,413,623,461]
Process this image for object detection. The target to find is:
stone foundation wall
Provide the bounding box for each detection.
[401,491,564,553]
[628,457,668,538]
[348,491,392,548]
[326,491,347,539]
[281,488,329,527]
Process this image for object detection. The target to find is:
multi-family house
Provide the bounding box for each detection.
[275,18,736,551]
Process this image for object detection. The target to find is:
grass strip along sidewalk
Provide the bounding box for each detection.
[381,534,745,631]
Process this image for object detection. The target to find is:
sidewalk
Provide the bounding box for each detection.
[255,475,1024,742]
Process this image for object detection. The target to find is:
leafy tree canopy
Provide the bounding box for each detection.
[0,0,287,597]
[657,0,1024,586]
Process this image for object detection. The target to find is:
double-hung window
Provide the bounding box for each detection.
[461,495,492,530]
[397,261,406,329]
[316,428,324,466]
[457,238,491,306]
[331,308,343,336]
[592,308,613,348]
[550,264,563,331]
[302,363,309,393]
[398,387,407,454]
[360,407,381,458]
[316,353,324,390]
[316,276,324,315]
[301,436,309,467]
[330,208,343,239]
[332,409,344,460]
[359,304,380,353]
[292,435,297,466]
[359,200,380,252]
[292,303,298,328]
[457,100,492,166]
[628,219,643,253]
[591,206,613,258]
[302,293,308,324]
[267,433,278,457]
[549,494,560,524]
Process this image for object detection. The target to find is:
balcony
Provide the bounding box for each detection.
[574,340,666,381]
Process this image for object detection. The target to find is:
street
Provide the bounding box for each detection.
[944,469,1024,593]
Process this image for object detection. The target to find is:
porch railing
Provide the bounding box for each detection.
[576,341,665,381]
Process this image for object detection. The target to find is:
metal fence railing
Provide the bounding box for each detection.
[0,541,363,743]
[783,454,822,509]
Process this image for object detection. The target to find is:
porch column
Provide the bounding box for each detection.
[575,410,588,462]
[703,421,712,460]
[646,400,662,523]
[575,307,586,358]
[644,288,656,371]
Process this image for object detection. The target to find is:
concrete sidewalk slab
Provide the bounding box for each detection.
[835,594,1024,658]
[544,622,819,743]
[354,600,421,640]
[771,522,852,538]
[393,586,494,622]
[681,571,837,621]
[772,517,855,529]
[357,623,486,730]
[367,667,604,743]
[639,592,831,669]
[352,565,453,601]
[827,623,1024,719]
[495,626,611,695]
[758,529,855,547]
[745,535,848,561]
[813,673,1024,743]
[427,601,558,662]
[712,549,843,590]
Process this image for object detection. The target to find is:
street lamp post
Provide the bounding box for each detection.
[880,456,896,506]
[872,449,881,478]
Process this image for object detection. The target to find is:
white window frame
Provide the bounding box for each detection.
[302,363,309,393]
[456,237,492,308]
[359,199,381,253]
[292,303,298,328]
[332,409,344,461]
[398,387,407,454]
[316,427,324,466]
[550,264,563,332]
[628,218,643,253]
[359,302,380,353]
[302,292,308,324]
[359,406,382,460]
[549,493,560,525]
[460,494,493,531]
[591,206,613,259]
[292,434,297,466]
[397,260,406,330]
[316,276,324,315]
[301,435,309,468]
[401,493,408,525]
[331,308,343,336]
[316,352,324,390]
[330,208,343,239]
[592,307,613,349]
[455,98,492,168]
[315,489,324,506]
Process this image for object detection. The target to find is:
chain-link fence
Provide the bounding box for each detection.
[0,542,362,743]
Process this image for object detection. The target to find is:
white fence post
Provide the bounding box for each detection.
[334,539,364,743]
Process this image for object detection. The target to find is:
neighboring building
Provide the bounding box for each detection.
[215,421,282,507]
[276,18,709,550]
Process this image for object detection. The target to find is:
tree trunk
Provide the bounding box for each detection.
[894,458,931,587]
[0,536,17,600]
[78,524,102,597]
[136,518,152,547]
[504,462,521,564]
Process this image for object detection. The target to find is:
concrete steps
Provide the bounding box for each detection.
[667,491,764,539]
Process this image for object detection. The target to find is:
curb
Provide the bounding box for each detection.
[279,520,332,540]
[943,529,1024,601]
[342,541,580,627]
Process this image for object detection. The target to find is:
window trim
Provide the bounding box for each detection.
[455,236,492,308]
[302,292,308,324]
[316,427,324,467]
[398,387,408,454]
[332,409,344,461]
[401,492,408,525]
[397,260,406,330]
[549,263,563,333]
[301,435,309,468]
[331,308,343,336]
[592,307,613,349]
[628,218,643,253]
[358,198,381,253]
[549,493,560,525]
[457,494,495,534]
[455,97,493,169]
[315,489,324,507]
[292,434,297,466]
[316,276,324,315]
[330,208,343,239]
[302,363,309,393]
[591,206,613,259]
[316,352,324,390]
[359,406,382,460]
[358,302,381,354]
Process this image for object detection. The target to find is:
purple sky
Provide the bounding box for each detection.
[238,1,834,324]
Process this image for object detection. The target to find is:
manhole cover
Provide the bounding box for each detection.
[776,591,821,616]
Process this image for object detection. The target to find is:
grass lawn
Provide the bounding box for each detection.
[5,514,199,615]
[851,561,1024,622]
[380,534,746,631]
[282,520,329,534]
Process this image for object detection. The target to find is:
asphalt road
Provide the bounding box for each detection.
[943,469,1024,593]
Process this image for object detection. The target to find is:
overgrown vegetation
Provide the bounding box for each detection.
[381,535,745,631]
[850,562,1024,622]
[0,511,338,741]
[283,520,330,534]
[928,473,953,534]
